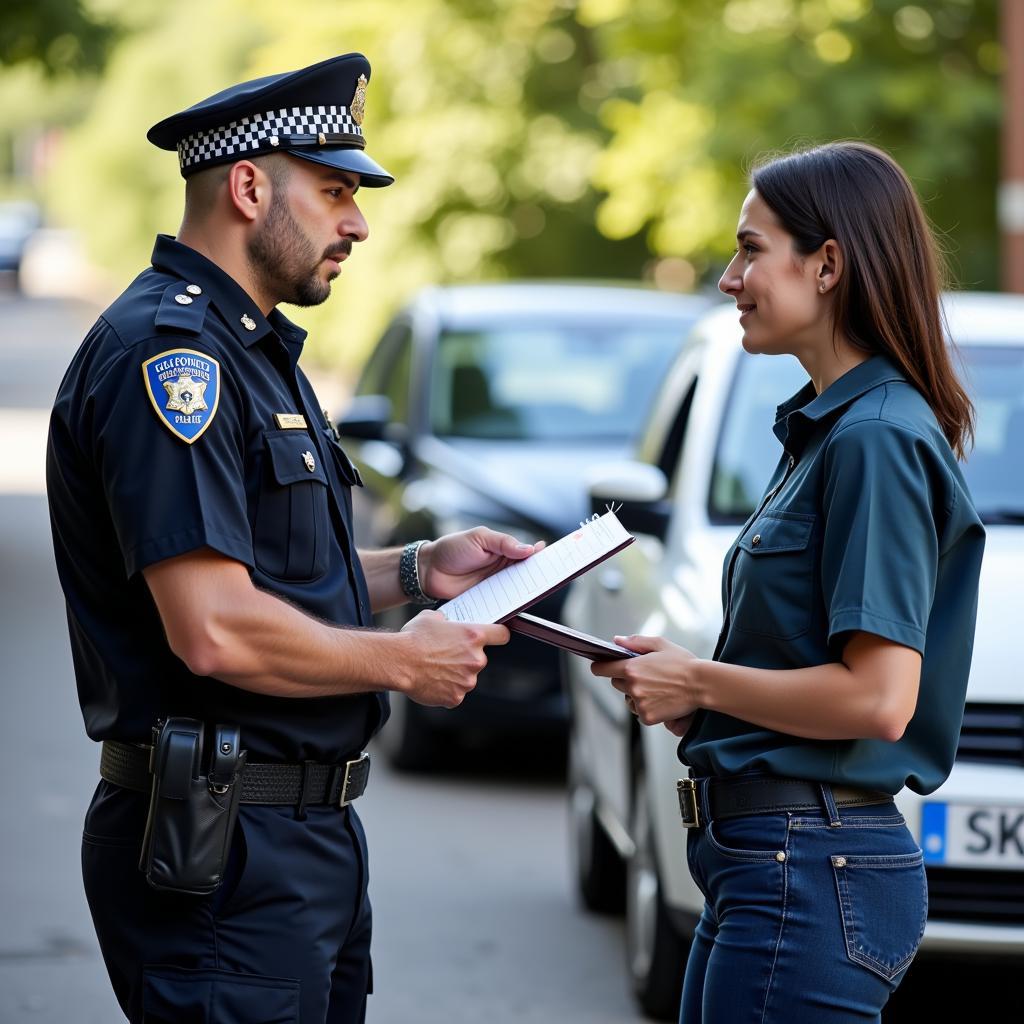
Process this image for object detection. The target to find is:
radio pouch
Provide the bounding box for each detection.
[139,718,246,894]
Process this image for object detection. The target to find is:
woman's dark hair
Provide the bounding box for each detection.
[751,141,974,459]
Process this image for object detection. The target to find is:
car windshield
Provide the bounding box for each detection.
[709,346,1024,525]
[431,323,689,441]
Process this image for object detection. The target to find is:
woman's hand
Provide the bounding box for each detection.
[590,635,702,726]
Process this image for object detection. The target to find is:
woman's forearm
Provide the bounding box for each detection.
[691,651,915,743]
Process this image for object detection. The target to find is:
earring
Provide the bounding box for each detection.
[819,284,826,293]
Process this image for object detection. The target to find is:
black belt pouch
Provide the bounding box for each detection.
[139,717,247,895]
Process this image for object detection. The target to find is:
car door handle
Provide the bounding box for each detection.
[599,568,624,594]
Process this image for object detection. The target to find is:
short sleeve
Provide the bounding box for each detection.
[90,339,255,577]
[821,419,945,654]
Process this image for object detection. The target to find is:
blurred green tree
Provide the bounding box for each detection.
[43,0,1003,368]
[1,0,116,74]
[587,0,1002,288]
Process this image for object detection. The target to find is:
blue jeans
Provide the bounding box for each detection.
[681,792,926,1024]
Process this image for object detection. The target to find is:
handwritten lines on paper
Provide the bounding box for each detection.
[439,512,631,625]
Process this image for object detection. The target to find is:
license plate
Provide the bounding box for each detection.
[921,802,1024,867]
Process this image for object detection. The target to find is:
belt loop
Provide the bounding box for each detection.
[820,783,841,827]
[295,760,316,821]
[697,777,713,827]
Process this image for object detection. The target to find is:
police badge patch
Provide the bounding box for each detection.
[141,348,221,443]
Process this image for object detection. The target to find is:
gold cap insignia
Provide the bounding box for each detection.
[351,74,368,126]
[302,451,316,473]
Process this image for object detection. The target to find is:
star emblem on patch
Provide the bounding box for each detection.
[163,374,208,416]
[141,348,221,444]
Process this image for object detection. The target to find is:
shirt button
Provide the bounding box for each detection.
[788,455,796,469]
[751,534,761,547]
[185,284,202,295]
[174,293,193,305]
[302,451,316,472]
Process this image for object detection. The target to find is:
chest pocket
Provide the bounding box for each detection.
[254,430,331,582]
[730,511,816,640]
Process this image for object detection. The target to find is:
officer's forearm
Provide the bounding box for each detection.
[356,546,407,612]
[144,549,416,698]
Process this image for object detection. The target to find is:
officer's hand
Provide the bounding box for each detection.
[417,529,545,601]
[398,610,510,708]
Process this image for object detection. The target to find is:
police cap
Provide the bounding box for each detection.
[147,53,394,187]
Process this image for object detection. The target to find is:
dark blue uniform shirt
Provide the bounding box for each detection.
[682,355,986,795]
[47,235,387,762]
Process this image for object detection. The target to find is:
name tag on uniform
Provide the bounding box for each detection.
[273,413,308,429]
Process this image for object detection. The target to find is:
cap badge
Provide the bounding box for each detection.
[240,314,256,331]
[141,348,221,444]
[302,451,316,473]
[351,74,368,126]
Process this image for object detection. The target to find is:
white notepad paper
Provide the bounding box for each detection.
[438,511,633,625]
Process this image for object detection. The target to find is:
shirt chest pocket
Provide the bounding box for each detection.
[730,511,817,640]
[253,430,331,582]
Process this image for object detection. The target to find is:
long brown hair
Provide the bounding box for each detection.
[752,141,975,459]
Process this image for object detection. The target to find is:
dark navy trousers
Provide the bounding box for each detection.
[82,781,372,1024]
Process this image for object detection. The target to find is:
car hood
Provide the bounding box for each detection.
[966,527,1022,702]
[418,437,634,537]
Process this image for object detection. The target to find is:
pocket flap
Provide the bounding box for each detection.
[738,512,814,554]
[264,430,328,486]
[143,964,299,1023]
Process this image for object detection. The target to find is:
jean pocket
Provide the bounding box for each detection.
[831,849,927,981]
[142,964,299,1023]
[704,815,790,863]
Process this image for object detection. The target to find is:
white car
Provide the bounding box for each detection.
[563,294,1024,1020]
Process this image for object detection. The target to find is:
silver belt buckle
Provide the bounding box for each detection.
[677,778,701,828]
[339,752,370,808]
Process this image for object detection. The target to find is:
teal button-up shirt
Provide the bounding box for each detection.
[681,355,986,795]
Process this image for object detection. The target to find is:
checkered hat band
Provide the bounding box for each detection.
[177,105,364,170]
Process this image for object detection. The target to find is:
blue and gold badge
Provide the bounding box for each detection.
[141,348,220,443]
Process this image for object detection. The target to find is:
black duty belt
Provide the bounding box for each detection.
[677,774,891,829]
[101,740,370,809]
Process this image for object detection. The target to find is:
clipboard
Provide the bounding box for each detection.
[438,511,635,627]
[506,612,638,662]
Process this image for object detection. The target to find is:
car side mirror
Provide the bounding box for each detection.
[585,461,671,542]
[335,395,394,441]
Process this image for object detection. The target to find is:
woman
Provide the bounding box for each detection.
[592,142,986,1023]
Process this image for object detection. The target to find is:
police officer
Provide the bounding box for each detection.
[46,54,540,1024]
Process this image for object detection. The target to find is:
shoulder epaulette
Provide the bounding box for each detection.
[154,282,211,335]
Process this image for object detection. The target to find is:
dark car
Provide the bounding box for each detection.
[337,282,716,769]
[0,200,43,278]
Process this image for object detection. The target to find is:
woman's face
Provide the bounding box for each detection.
[718,189,828,357]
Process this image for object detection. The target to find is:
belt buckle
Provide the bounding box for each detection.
[677,778,701,828]
[338,752,370,808]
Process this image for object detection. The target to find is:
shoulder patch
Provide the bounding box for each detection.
[141,348,221,444]
[154,282,210,334]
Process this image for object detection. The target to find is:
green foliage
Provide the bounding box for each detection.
[34,0,1005,368]
[1,0,116,74]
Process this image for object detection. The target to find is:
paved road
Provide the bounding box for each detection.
[1,290,1019,1024]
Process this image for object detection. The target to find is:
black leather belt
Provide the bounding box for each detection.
[677,774,891,829]
[100,740,370,808]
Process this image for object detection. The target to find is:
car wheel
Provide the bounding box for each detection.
[627,757,688,1021]
[568,726,625,913]
[375,692,440,771]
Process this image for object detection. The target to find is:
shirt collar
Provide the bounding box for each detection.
[773,354,907,449]
[150,234,307,351]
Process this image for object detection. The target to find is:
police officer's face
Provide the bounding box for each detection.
[718,190,827,358]
[249,161,368,307]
